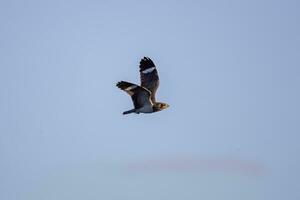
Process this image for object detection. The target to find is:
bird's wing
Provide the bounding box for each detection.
[139,57,159,102]
[116,81,152,109]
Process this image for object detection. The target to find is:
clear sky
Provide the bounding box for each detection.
[1,0,299,199]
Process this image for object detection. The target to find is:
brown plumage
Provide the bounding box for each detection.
[116,57,169,115]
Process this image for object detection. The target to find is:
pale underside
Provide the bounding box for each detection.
[135,104,153,113]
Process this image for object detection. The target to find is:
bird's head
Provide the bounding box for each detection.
[153,102,169,112]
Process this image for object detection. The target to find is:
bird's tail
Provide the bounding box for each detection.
[123,109,136,115]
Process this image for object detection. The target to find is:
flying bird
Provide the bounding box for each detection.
[116,57,169,115]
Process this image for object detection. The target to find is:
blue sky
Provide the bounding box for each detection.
[1,0,300,199]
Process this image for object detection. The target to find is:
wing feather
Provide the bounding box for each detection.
[139,57,159,102]
[116,81,152,109]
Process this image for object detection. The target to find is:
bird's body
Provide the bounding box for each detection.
[137,104,153,113]
[116,57,169,115]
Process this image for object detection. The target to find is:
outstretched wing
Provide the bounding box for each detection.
[139,57,159,102]
[116,81,152,109]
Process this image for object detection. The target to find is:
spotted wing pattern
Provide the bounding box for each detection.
[116,81,152,109]
[139,57,159,102]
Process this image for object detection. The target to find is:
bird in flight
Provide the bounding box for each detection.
[116,57,169,115]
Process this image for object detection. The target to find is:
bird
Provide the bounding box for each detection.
[116,57,169,115]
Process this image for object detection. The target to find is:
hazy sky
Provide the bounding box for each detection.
[1,0,300,200]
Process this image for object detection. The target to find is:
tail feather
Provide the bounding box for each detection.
[123,109,136,115]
